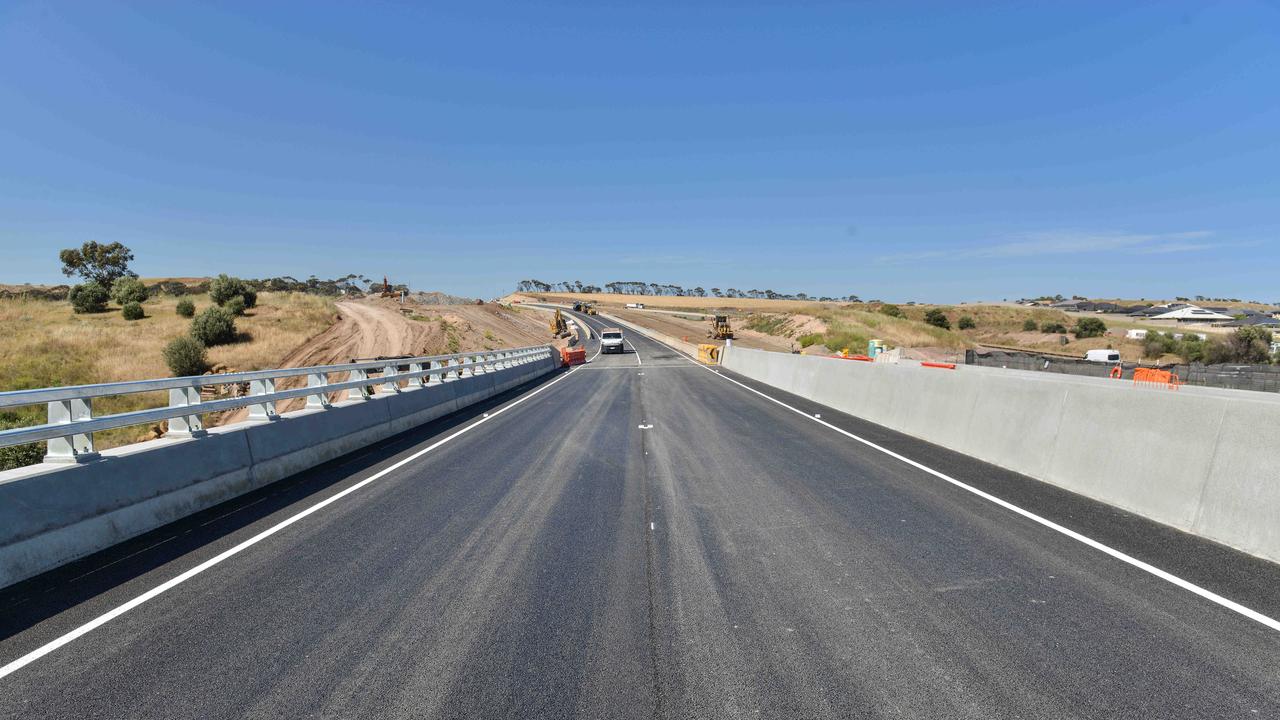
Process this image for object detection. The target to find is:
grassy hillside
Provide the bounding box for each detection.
[0,292,336,464]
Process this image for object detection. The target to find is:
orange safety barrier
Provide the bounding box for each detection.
[560,347,586,367]
[832,354,874,362]
[1109,365,1123,379]
[1133,367,1180,389]
[921,362,956,370]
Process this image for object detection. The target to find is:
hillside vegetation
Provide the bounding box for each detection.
[0,292,336,464]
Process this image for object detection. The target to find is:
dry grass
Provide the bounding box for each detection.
[0,292,336,454]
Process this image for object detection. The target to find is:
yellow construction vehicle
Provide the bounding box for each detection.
[585,303,598,316]
[550,309,569,337]
[710,314,734,340]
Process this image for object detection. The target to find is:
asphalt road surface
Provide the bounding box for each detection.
[2,308,1279,718]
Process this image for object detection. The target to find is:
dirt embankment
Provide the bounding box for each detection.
[221,298,560,421]
[607,309,796,352]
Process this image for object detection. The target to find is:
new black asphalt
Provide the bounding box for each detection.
[1,310,1278,718]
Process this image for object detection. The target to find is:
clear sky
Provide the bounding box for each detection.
[1,1,1277,302]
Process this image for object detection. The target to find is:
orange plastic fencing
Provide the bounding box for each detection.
[1133,367,1180,390]
[832,354,874,362]
[921,362,957,370]
[561,347,586,367]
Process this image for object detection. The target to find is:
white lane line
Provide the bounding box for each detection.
[629,340,642,366]
[642,340,1280,633]
[0,364,586,681]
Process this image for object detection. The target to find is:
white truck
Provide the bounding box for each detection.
[600,328,626,354]
[1084,349,1121,363]
[625,302,645,309]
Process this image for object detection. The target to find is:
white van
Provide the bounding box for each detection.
[600,329,625,354]
[625,302,645,309]
[1084,349,1121,363]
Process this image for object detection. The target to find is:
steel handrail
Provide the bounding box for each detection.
[0,345,554,457]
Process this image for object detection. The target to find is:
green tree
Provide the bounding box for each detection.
[224,296,246,317]
[59,241,136,287]
[957,316,976,330]
[163,336,209,376]
[1073,317,1107,339]
[923,309,951,330]
[209,274,249,306]
[69,282,110,314]
[175,298,196,317]
[110,276,149,305]
[190,306,237,346]
[121,301,145,320]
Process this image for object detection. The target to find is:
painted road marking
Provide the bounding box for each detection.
[0,363,587,681]
[640,332,1280,633]
[638,424,653,430]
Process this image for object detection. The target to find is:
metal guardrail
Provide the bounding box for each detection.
[0,345,553,464]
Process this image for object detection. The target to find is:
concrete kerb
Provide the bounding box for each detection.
[0,351,557,589]
[722,345,1280,564]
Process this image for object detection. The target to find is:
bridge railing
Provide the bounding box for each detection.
[0,345,554,464]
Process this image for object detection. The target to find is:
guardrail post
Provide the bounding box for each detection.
[307,372,331,409]
[247,378,279,421]
[166,387,207,438]
[44,398,99,463]
[349,368,371,399]
[427,360,444,385]
[408,362,425,389]
[381,363,401,394]
[465,356,477,377]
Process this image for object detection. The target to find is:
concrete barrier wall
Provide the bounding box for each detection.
[0,354,559,588]
[722,345,1280,564]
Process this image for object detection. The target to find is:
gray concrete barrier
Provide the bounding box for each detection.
[722,345,1280,564]
[0,355,559,588]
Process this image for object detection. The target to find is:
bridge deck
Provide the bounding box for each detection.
[2,309,1279,718]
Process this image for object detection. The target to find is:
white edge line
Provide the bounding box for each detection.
[640,330,1280,633]
[0,361,585,681]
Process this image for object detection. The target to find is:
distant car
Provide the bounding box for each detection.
[625,302,645,309]
[600,329,625,354]
[1084,349,1121,363]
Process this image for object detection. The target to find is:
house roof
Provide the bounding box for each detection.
[1224,315,1280,327]
[1149,306,1235,322]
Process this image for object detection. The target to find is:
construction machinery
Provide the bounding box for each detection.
[379,276,396,298]
[550,309,570,337]
[709,314,735,340]
[572,301,599,315]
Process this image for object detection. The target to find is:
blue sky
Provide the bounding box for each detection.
[1,1,1277,302]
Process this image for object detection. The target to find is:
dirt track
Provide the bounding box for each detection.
[220,299,561,421]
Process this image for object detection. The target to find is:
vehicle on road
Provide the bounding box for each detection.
[1084,349,1121,363]
[625,302,645,309]
[600,328,625,354]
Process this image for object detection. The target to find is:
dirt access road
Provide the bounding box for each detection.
[220,298,559,421]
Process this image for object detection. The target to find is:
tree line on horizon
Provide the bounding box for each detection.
[514,279,859,303]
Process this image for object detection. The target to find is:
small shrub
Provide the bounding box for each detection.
[175,298,196,317]
[190,306,237,346]
[1073,317,1108,339]
[225,296,246,317]
[163,336,208,376]
[0,416,44,471]
[209,273,248,306]
[121,301,145,320]
[957,316,976,330]
[69,282,110,313]
[879,304,903,318]
[798,333,823,348]
[1022,319,1038,332]
[923,309,951,330]
[1041,322,1068,334]
[110,277,149,305]
[241,288,257,309]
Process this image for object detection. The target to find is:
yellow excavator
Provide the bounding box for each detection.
[550,309,570,337]
[710,315,734,340]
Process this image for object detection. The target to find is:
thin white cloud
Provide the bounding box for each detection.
[875,230,1219,264]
